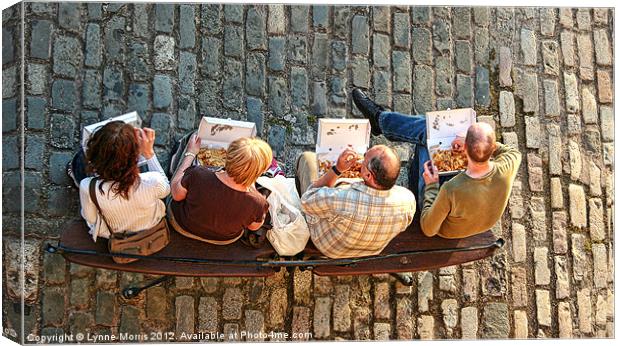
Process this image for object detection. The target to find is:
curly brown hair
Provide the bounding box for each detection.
[86,121,140,199]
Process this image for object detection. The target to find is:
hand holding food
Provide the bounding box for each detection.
[135,127,156,159]
[423,160,439,185]
[336,148,359,172]
[187,133,202,155]
[451,136,465,153]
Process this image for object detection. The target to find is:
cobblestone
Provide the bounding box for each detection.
[577,34,594,80]
[572,234,588,282]
[224,26,244,58]
[569,184,587,227]
[268,37,286,71]
[292,307,310,340]
[555,256,570,299]
[499,91,515,127]
[198,296,218,333]
[558,302,573,338]
[153,75,172,109]
[155,4,174,32]
[513,310,528,338]
[597,70,613,104]
[520,28,537,65]
[564,72,580,113]
[95,291,117,326]
[418,315,434,340]
[411,28,432,65]
[460,307,478,339]
[589,198,605,241]
[475,67,490,107]
[154,35,176,71]
[592,244,608,288]
[550,178,563,208]
[417,271,433,313]
[481,303,509,338]
[441,299,458,335]
[577,288,593,334]
[179,52,197,95]
[314,297,332,339]
[179,5,196,49]
[576,8,591,30]
[542,41,559,76]
[512,223,526,262]
[175,296,195,335]
[30,19,53,59]
[269,288,287,328]
[245,6,266,50]
[511,267,528,307]
[392,51,411,93]
[104,16,125,63]
[50,114,75,149]
[525,117,540,149]
[543,80,560,116]
[290,6,308,33]
[333,285,351,331]
[534,247,550,286]
[498,47,512,87]
[593,29,612,66]
[84,23,101,68]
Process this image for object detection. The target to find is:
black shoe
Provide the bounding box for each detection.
[352,88,384,136]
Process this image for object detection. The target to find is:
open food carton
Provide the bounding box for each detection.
[316,118,370,178]
[426,108,476,175]
[194,116,257,167]
[81,111,142,152]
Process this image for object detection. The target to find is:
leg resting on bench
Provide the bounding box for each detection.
[122,275,172,299]
[390,272,414,286]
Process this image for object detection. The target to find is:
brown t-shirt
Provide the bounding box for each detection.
[171,166,269,241]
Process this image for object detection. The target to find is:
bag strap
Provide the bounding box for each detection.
[89,178,114,234]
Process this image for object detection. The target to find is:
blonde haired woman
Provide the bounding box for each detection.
[168,134,272,244]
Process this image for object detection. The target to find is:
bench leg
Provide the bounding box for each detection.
[390,273,414,286]
[122,275,172,299]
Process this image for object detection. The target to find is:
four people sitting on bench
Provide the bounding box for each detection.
[296,146,416,258]
[77,92,521,259]
[352,88,522,239]
[79,121,170,240]
[167,135,271,245]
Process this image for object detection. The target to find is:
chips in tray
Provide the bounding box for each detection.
[432,149,468,172]
[318,156,363,179]
[197,148,227,167]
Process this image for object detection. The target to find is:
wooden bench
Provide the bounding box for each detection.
[47,219,503,297]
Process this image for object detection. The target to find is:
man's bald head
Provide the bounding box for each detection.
[465,123,496,163]
[367,145,401,189]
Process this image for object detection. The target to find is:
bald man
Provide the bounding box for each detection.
[352,88,522,238]
[296,145,416,258]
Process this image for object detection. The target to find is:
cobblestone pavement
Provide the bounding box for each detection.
[2,2,615,342]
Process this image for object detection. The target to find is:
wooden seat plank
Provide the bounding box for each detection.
[312,221,499,276]
[59,220,278,277]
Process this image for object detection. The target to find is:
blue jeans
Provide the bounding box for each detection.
[379,111,444,209]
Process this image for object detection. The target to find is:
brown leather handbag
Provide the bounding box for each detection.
[89,178,170,264]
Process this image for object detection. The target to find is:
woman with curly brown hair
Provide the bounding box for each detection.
[79,121,170,241]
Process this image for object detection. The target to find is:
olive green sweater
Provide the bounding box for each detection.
[420,143,522,238]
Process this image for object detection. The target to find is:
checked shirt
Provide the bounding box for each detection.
[301,181,416,259]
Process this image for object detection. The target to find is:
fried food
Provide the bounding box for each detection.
[318,156,363,179]
[197,148,227,167]
[432,149,468,172]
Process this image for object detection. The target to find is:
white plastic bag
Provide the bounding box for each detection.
[256,176,310,256]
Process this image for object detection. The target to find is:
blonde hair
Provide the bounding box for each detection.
[225,137,273,187]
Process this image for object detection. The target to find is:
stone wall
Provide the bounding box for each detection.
[1,2,615,342]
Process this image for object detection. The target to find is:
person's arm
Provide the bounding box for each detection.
[170,134,201,201]
[246,189,269,231]
[492,142,522,174]
[418,160,451,237]
[311,148,358,188]
[79,178,97,227]
[420,183,451,237]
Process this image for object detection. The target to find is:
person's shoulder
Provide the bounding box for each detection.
[139,171,169,185]
[79,176,94,191]
[389,185,415,198]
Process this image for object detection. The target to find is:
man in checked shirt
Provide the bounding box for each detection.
[296,145,416,259]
